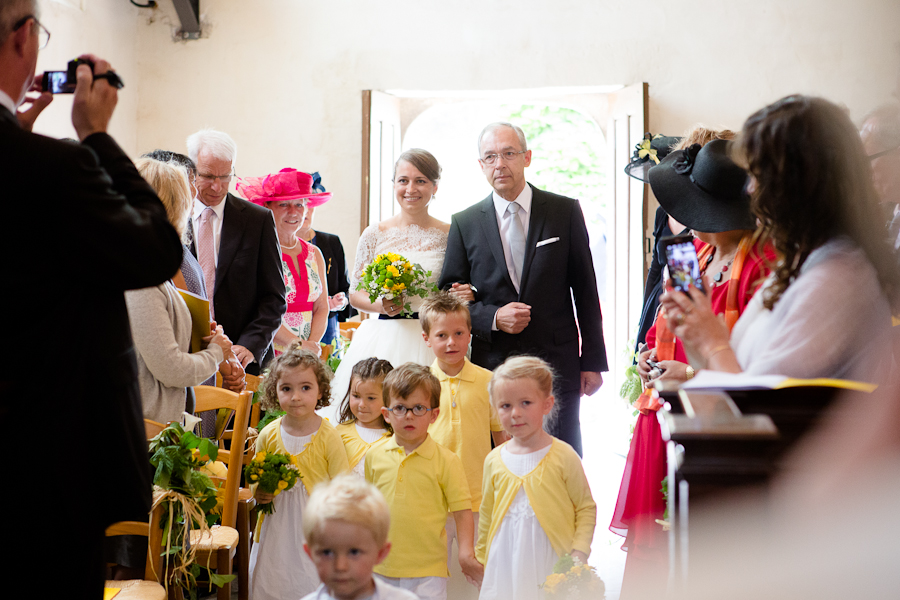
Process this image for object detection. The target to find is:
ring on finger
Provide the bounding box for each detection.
[676,313,685,326]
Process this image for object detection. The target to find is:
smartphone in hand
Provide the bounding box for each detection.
[662,234,705,294]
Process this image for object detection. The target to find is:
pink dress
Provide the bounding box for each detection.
[274,238,322,356]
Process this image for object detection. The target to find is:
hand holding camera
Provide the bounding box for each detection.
[69,54,122,141]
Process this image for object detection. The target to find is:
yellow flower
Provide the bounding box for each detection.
[387,265,400,278]
[250,474,258,481]
[637,138,660,164]
[387,252,401,262]
[273,489,282,496]
[255,451,266,462]
[258,469,265,475]
[277,480,288,490]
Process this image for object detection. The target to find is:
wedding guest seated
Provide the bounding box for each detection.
[661,95,898,383]
[612,132,773,600]
[128,157,235,423]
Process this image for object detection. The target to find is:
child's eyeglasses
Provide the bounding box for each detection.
[388,404,432,417]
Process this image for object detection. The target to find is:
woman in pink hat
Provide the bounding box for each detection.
[237,169,332,356]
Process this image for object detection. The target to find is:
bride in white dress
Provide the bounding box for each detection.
[327,149,472,410]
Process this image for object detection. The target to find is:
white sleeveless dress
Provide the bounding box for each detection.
[323,223,447,417]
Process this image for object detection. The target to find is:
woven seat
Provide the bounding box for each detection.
[189,524,240,551]
[103,579,167,600]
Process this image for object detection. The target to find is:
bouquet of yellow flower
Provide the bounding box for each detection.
[244,451,302,515]
[540,554,605,599]
[356,252,436,316]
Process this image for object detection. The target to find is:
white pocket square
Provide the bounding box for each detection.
[536,237,560,247]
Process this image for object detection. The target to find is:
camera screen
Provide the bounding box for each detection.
[665,241,703,293]
[46,71,72,94]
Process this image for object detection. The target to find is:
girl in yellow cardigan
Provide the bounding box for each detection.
[335,357,394,475]
[476,356,596,600]
[249,344,351,600]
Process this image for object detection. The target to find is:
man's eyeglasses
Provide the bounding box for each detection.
[195,172,235,184]
[13,15,50,50]
[387,404,432,417]
[868,146,900,161]
[481,150,527,165]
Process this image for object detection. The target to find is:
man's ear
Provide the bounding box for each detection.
[12,18,33,58]
[523,149,533,168]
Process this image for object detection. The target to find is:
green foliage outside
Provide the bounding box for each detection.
[501,104,606,226]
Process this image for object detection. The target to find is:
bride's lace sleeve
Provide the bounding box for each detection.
[350,225,379,290]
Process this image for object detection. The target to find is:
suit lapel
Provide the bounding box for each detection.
[215,194,246,296]
[518,184,547,295]
[0,106,19,128]
[478,194,516,290]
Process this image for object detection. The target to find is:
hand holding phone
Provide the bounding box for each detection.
[662,234,706,295]
[42,71,74,94]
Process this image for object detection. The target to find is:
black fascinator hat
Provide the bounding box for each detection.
[624,133,682,182]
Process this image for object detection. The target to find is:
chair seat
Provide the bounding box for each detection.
[104,580,167,600]
[189,524,239,551]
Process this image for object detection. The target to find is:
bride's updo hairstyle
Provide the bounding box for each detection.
[393,148,442,184]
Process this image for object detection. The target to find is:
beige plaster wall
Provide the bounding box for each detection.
[32,0,900,260]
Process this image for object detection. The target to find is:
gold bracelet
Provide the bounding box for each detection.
[706,344,732,361]
[685,366,695,379]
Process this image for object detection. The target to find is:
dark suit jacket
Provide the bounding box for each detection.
[188,193,286,372]
[439,185,608,392]
[311,230,355,322]
[0,106,183,526]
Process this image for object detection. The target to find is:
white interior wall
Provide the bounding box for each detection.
[33,0,900,262]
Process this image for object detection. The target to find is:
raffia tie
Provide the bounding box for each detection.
[151,485,215,594]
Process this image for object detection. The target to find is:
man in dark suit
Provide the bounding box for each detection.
[185,129,286,375]
[439,122,608,455]
[1,3,183,594]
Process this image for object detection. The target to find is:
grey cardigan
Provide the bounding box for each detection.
[125,281,223,423]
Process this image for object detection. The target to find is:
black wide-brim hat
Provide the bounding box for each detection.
[648,139,757,233]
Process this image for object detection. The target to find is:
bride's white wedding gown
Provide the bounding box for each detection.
[321,223,447,420]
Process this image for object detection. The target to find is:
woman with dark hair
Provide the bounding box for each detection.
[662,95,896,382]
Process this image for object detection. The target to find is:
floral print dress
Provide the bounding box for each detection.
[274,238,322,355]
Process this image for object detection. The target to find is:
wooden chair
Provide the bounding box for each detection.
[144,418,166,439]
[104,503,166,600]
[190,386,252,600]
[339,320,359,342]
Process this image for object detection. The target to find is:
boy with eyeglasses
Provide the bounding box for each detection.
[364,363,482,600]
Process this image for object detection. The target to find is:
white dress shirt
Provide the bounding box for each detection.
[492,185,533,292]
[490,185,533,330]
[0,89,18,114]
[191,197,227,266]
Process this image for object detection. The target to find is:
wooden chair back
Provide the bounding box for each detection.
[192,387,252,529]
[105,503,164,582]
[144,418,166,439]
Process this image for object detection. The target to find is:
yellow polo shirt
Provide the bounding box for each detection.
[476,438,596,563]
[335,420,391,469]
[365,434,471,578]
[429,358,503,511]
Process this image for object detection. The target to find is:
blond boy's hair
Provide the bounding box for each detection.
[382,363,441,409]
[303,474,391,546]
[420,291,471,335]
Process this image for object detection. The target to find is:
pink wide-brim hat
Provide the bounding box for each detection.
[236,168,332,207]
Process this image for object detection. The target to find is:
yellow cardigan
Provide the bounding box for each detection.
[252,417,350,537]
[476,438,596,563]
[334,420,391,469]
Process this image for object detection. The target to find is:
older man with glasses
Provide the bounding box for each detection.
[0,0,184,595]
[186,128,287,374]
[439,122,608,457]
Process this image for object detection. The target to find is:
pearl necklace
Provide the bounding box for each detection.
[279,236,299,250]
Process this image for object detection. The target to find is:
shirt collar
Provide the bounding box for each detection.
[383,434,436,460]
[0,89,18,115]
[492,183,533,219]
[193,195,227,221]
[431,358,477,383]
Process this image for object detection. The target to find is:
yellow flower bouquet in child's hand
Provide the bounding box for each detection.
[356,252,437,317]
[244,451,301,515]
[540,554,605,599]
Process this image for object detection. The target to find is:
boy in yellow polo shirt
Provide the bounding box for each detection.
[420,293,507,557]
[364,363,483,600]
